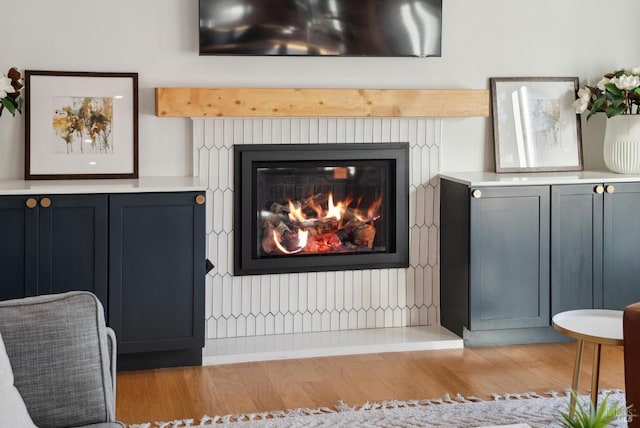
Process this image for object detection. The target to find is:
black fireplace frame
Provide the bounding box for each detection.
[233,143,409,276]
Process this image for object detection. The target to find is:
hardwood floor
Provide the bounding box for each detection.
[115,342,625,425]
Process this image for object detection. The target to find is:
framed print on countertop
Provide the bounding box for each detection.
[25,70,138,179]
[490,77,583,173]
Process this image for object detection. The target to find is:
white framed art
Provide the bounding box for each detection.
[490,77,583,172]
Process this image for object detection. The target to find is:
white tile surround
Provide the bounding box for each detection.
[192,117,459,361]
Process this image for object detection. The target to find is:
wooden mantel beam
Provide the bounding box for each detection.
[155,87,489,118]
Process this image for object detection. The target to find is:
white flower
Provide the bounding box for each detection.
[612,74,640,91]
[573,87,591,113]
[577,66,640,119]
[0,74,15,99]
[572,98,589,114]
[597,77,610,91]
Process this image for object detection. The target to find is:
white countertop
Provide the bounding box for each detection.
[0,176,207,195]
[440,170,640,187]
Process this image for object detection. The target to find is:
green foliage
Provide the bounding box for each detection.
[0,97,16,115]
[558,390,630,428]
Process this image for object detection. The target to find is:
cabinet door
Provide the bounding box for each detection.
[551,184,603,315]
[37,194,108,308]
[603,182,640,309]
[0,196,38,300]
[109,192,205,354]
[469,186,550,330]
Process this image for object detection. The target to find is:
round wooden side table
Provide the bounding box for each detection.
[552,309,623,416]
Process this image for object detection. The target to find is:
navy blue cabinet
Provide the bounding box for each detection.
[603,182,640,309]
[109,192,206,370]
[551,184,603,315]
[468,186,550,331]
[441,180,554,346]
[0,194,108,305]
[442,178,640,346]
[0,189,206,370]
[552,182,640,312]
[0,196,37,301]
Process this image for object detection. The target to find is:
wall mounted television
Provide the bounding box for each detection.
[199,0,442,57]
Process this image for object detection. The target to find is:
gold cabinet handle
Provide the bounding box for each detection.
[595,185,605,194]
[471,189,482,199]
[606,185,615,194]
[195,194,206,205]
[25,198,37,209]
[40,197,52,208]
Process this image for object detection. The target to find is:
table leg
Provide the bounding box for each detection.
[591,343,602,409]
[570,340,584,418]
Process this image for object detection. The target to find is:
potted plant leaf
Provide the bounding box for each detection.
[558,390,630,428]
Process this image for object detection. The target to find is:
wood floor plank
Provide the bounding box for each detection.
[115,342,625,425]
[235,363,287,412]
[205,364,258,416]
[262,358,323,409]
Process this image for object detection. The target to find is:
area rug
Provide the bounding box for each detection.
[128,390,629,428]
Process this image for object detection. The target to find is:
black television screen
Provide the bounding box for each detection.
[199,0,442,57]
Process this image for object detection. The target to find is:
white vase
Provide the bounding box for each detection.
[603,115,640,174]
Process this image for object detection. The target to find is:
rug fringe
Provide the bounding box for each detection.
[127,389,626,427]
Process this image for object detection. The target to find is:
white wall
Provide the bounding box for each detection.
[1,0,639,178]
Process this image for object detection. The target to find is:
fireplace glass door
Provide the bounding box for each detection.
[234,143,409,275]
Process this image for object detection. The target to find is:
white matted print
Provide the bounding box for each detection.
[25,71,138,179]
[491,77,583,172]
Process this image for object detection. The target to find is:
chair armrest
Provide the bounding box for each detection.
[106,327,117,399]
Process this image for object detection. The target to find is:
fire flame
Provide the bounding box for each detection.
[287,200,305,223]
[289,194,351,222]
[326,193,345,220]
[367,194,383,222]
[270,192,381,255]
[272,229,308,254]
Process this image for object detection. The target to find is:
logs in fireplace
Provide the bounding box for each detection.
[261,190,382,255]
[234,143,409,275]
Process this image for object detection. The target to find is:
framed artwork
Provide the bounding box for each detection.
[490,77,583,172]
[25,70,138,179]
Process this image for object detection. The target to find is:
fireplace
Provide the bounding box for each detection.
[234,143,409,275]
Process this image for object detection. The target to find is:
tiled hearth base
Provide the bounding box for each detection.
[202,325,462,365]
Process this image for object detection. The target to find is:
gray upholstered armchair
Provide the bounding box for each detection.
[0,291,124,428]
